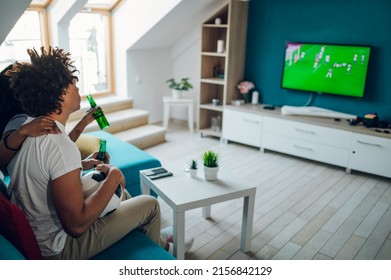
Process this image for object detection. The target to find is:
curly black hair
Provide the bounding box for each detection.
[0,64,23,136]
[6,46,79,117]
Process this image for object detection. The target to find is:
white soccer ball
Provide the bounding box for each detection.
[81,170,123,217]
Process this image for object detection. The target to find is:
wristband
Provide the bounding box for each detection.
[3,134,22,152]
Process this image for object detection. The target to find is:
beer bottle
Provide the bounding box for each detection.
[86,94,110,129]
[96,139,107,163]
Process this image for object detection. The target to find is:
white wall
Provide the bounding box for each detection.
[126,26,201,124]
[127,48,172,123]
[113,0,227,124]
[169,26,201,123]
[112,0,181,100]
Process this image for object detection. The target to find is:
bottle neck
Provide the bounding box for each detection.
[99,140,107,152]
[86,95,97,108]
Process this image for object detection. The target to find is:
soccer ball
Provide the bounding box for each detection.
[81,170,123,217]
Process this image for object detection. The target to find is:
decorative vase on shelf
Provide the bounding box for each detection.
[242,92,252,103]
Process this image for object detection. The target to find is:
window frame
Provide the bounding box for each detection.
[70,9,115,98]
[27,5,50,50]
[28,0,120,99]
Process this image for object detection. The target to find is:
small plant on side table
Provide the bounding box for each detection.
[166,78,193,99]
[203,150,219,181]
[188,159,198,178]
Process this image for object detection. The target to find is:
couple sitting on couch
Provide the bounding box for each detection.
[0,46,193,259]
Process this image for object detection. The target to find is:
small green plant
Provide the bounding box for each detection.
[203,150,219,167]
[166,78,193,91]
[188,159,198,170]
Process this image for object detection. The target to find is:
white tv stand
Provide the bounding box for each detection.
[222,104,391,178]
[281,105,357,119]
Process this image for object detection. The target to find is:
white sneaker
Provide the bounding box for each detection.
[160,226,195,253]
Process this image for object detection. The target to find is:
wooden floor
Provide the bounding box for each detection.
[145,121,391,260]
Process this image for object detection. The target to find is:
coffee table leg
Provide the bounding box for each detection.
[202,205,211,218]
[140,178,150,195]
[173,211,185,259]
[241,194,255,252]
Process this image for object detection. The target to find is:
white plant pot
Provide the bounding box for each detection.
[203,165,219,181]
[172,89,182,99]
[189,169,198,178]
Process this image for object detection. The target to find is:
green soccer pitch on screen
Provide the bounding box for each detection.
[281,42,371,98]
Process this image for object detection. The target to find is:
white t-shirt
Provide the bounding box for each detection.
[8,117,82,256]
[2,114,28,139]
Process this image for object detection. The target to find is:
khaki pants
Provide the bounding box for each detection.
[47,192,162,260]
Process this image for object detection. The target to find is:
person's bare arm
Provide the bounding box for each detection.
[0,117,60,168]
[51,164,125,237]
[68,107,98,142]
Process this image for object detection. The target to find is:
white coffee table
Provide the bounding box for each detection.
[140,169,256,260]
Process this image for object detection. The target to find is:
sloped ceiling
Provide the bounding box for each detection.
[0,0,31,44]
[130,0,228,49]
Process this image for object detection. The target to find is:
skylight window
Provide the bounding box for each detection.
[85,0,121,10]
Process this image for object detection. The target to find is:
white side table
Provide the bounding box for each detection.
[163,96,194,132]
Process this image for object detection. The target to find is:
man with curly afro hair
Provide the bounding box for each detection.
[6,47,162,259]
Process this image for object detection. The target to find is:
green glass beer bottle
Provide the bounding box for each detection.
[96,139,107,163]
[86,94,110,130]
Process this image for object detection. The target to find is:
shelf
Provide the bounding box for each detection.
[199,104,224,112]
[203,24,228,28]
[200,78,225,85]
[197,0,248,139]
[201,52,226,57]
[199,128,222,138]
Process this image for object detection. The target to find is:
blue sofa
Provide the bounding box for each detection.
[0,130,174,260]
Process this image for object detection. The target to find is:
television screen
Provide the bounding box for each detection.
[281,42,371,98]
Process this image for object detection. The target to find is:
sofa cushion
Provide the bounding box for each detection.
[0,234,26,260]
[76,134,101,159]
[0,176,9,200]
[91,229,175,260]
[0,192,43,260]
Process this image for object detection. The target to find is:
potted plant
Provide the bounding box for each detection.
[188,159,198,178]
[202,150,219,181]
[166,78,193,99]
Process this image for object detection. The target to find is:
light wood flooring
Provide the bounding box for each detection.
[144,121,391,260]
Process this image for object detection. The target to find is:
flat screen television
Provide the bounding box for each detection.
[281,42,371,98]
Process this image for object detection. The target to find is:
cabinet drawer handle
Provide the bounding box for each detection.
[357,140,382,147]
[293,144,313,151]
[295,127,315,134]
[243,118,260,124]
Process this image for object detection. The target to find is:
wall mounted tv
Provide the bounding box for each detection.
[281,42,371,98]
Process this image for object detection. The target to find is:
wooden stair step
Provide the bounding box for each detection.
[67,108,149,134]
[68,97,134,121]
[113,125,166,149]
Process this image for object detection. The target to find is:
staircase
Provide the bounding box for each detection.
[66,98,166,149]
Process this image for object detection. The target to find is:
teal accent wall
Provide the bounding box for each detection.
[245,0,391,121]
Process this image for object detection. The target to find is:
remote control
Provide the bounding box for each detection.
[149,172,173,180]
[263,105,275,110]
[143,167,168,176]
